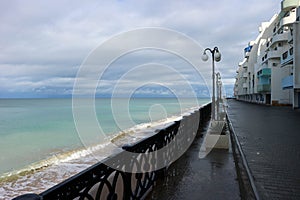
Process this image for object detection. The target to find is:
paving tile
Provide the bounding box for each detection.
[227,100,300,200]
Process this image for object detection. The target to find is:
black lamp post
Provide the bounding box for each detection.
[202,47,221,120]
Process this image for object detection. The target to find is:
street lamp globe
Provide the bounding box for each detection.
[201,52,209,61]
[214,51,221,62]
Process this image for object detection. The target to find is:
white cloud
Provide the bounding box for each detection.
[0,0,282,97]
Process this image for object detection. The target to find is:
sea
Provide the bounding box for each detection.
[0,98,209,199]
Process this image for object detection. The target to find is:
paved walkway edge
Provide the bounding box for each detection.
[227,113,259,200]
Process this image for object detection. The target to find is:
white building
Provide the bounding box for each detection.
[234,0,300,108]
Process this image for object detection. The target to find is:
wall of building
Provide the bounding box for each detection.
[234,0,300,108]
[293,20,300,108]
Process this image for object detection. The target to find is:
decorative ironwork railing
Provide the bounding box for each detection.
[14,103,211,200]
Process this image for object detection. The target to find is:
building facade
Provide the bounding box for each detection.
[234,0,300,108]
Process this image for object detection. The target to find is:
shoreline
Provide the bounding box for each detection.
[0,104,206,199]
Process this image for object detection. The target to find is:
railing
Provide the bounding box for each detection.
[257,84,271,93]
[257,68,271,77]
[282,75,294,89]
[14,103,211,200]
[280,8,296,27]
[245,51,250,58]
[267,50,281,60]
[281,0,299,11]
[271,31,289,46]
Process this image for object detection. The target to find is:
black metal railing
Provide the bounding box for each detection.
[14,103,211,200]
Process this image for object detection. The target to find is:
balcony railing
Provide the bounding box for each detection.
[282,75,294,89]
[280,10,296,27]
[14,104,211,200]
[267,50,281,60]
[257,84,271,92]
[245,51,250,58]
[271,31,289,46]
[281,0,299,11]
[257,68,271,77]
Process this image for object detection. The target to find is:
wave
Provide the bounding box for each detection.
[0,142,110,184]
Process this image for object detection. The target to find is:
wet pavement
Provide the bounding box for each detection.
[148,121,240,200]
[227,99,300,200]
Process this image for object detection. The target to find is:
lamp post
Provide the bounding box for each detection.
[201,47,221,121]
[216,72,222,120]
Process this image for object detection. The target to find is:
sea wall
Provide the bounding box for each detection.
[14,103,211,200]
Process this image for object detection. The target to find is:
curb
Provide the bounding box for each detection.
[226,114,260,200]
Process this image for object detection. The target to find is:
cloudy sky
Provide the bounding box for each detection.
[0,0,282,98]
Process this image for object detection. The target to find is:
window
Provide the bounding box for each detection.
[278,42,282,47]
[279,29,283,34]
[290,47,293,55]
[282,51,288,60]
[285,12,290,17]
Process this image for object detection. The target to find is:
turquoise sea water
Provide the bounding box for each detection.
[0,98,209,175]
[0,98,209,198]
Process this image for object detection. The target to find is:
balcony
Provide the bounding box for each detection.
[267,50,281,60]
[245,51,250,58]
[243,73,248,78]
[244,45,252,53]
[257,68,271,77]
[257,84,271,92]
[282,75,294,89]
[243,83,247,88]
[271,31,289,45]
[281,0,299,11]
[280,11,296,27]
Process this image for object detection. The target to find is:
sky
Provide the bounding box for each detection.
[0,0,283,98]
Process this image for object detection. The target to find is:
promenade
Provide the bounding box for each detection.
[227,99,300,199]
